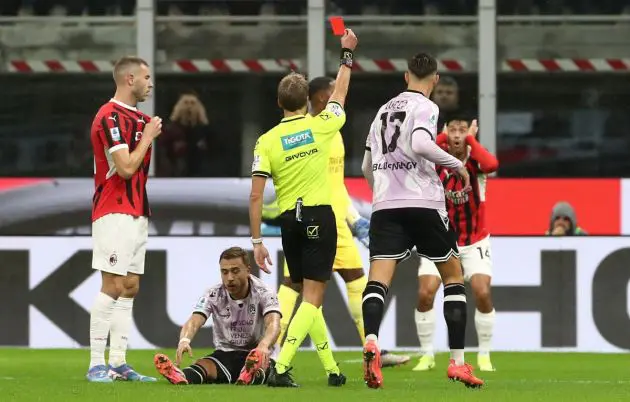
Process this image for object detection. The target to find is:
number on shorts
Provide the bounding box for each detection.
[476,246,490,259]
[379,111,407,154]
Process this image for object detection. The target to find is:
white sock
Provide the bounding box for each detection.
[108,297,134,368]
[414,309,435,356]
[451,349,464,366]
[90,292,116,369]
[270,344,280,361]
[475,309,496,356]
[366,334,378,345]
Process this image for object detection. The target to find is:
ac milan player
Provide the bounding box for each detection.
[360,53,483,389]
[413,117,499,373]
[86,56,162,383]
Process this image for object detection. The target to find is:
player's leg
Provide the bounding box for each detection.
[412,258,441,371]
[88,214,128,383]
[154,351,237,385]
[461,238,496,371]
[417,209,483,388]
[361,209,412,389]
[108,216,156,382]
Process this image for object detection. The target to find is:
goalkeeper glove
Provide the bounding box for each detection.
[349,217,370,248]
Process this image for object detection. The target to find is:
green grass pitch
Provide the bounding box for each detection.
[1,349,628,402]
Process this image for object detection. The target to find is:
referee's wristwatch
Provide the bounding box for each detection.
[251,237,263,245]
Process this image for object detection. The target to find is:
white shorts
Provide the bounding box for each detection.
[417,236,492,281]
[92,213,148,276]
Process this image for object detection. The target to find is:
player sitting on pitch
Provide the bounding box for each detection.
[153,247,281,385]
[413,117,499,372]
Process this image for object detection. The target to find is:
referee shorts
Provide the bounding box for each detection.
[279,205,337,283]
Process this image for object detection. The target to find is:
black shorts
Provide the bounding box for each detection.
[369,207,459,263]
[279,205,337,283]
[202,350,271,384]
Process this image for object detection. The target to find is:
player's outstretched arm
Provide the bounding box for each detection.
[176,313,206,366]
[111,117,162,179]
[328,29,358,108]
[256,312,281,366]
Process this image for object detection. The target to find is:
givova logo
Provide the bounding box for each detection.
[281,130,314,150]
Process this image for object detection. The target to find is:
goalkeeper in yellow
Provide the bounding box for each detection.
[263,77,410,368]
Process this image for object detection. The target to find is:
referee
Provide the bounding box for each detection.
[249,28,358,387]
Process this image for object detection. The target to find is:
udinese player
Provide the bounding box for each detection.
[274,76,410,369]
[413,117,499,373]
[248,29,358,387]
[87,56,162,383]
[153,247,281,386]
[360,53,484,389]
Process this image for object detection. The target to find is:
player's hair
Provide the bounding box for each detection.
[219,247,251,267]
[277,72,309,112]
[445,112,472,126]
[407,53,438,80]
[436,76,458,88]
[112,56,149,81]
[308,76,334,99]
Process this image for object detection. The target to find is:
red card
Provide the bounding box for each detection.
[329,16,345,36]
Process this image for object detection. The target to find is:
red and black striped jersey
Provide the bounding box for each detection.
[90,99,152,222]
[435,133,498,246]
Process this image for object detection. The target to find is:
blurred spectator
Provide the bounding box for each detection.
[157,91,213,177]
[432,76,461,130]
[545,201,588,236]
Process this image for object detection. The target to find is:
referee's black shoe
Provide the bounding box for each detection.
[267,365,299,388]
[328,372,347,387]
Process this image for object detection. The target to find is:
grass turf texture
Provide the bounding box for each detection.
[1,349,628,402]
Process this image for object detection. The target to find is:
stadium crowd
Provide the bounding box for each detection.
[1,0,629,16]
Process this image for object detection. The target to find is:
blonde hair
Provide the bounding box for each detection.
[277,72,308,112]
[169,92,209,126]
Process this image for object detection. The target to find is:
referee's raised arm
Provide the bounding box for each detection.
[328,29,358,109]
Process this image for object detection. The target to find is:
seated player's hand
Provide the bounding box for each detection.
[175,339,193,367]
[350,217,370,248]
[253,243,273,274]
[255,345,271,369]
[341,28,358,50]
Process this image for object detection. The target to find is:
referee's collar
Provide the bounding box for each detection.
[281,115,306,123]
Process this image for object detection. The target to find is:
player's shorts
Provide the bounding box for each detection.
[282,219,362,277]
[279,205,337,283]
[418,236,493,281]
[92,213,148,275]
[202,350,271,384]
[369,207,459,263]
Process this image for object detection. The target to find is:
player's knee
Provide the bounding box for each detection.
[282,277,302,293]
[338,268,364,283]
[417,282,437,310]
[100,272,123,298]
[120,274,140,298]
